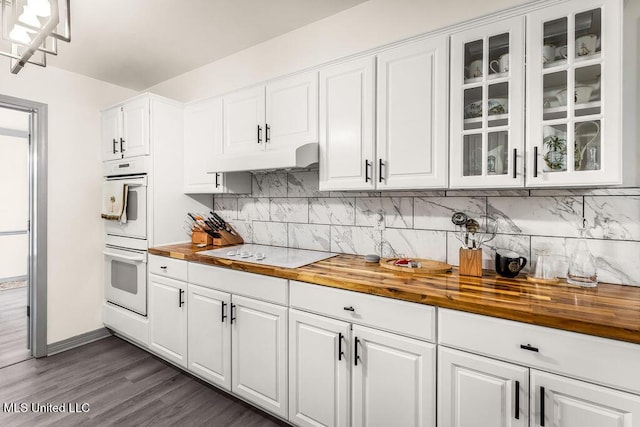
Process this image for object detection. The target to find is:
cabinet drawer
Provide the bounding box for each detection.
[103,302,148,347]
[188,262,288,306]
[290,280,435,342]
[439,308,640,395]
[149,255,188,281]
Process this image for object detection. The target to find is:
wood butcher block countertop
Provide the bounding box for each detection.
[149,243,640,345]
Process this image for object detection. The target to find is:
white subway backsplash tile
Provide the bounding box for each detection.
[414,196,485,231]
[310,198,356,225]
[270,197,309,223]
[382,229,447,261]
[330,225,381,256]
[356,197,413,229]
[584,196,640,241]
[288,223,331,251]
[252,221,287,247]
[238,198,270,221]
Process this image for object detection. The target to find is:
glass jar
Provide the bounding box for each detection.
[567,237,597,287]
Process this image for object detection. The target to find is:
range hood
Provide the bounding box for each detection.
[210,143,318,173]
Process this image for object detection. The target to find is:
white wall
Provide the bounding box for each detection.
[148,0,533,102]
[0,58,136,344]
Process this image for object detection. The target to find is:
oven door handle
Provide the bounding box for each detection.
[102,251,146,262]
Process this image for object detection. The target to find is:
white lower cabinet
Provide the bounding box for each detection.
[351,325,435,427]
[231,294,288,418]
[532,370,640,427]
[289,280,437,427]
[438,346,529,427]
[439,308,640,427]
[289,309,351,427]
[148,273,188,368]
[187,284,231,390]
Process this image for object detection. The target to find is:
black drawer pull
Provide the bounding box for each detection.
[230,303,236,324]
[343,306,355,312]
[520,344,539,352]
[112,138,117,154]
[513,148,517,179]
[365,159,371,182]
[378,159,384,183]
[338,332,344,361]
[178,289,184,307]
[221,301,227,323]
[160,266,167,270]
[354,336,361,366]
[257,125,262,143]
[534,146,539,178]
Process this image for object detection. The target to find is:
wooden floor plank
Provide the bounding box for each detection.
[0,336,289,426]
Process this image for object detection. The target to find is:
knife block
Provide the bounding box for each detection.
[211,224,244,247]
[459,248,483,277]
[191,230,213,245]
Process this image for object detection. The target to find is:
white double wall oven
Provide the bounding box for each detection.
[103,157,149,316]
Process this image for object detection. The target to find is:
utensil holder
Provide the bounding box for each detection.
[459,248,482,277]
[191,230,213,245]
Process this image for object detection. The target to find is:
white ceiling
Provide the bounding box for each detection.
[48,0,367,91]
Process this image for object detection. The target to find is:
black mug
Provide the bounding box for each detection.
[495,249,527,278]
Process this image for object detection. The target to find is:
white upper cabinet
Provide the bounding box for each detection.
[450,16,526,188]
[184,98,251,194]
[222,71,318,157]
[101,96,150,161]
[266,71,318,149]
[223,86,266,155]
[526,0,622,187]
[319,56,376,191]
[376,36,449,189]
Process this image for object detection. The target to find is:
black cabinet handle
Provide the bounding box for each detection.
[120,137,125,153]
[515,380,520,419]
[354,336,361,366]
[520,344,539,352]
[230,303,236,324]
[266,124,270,143]
[215,173,220,188]
[365,159,371,182]
[540,386,546,426]
[221,301,227,323]
[160,266,167,270]
[338,332,344,361]
[513,148,517,179]
[378,159,384,183]
[534,146,538,178]
[257,125,262,143]
[178,289,184,307]
[343,306,355,312]
[112,138,117,154]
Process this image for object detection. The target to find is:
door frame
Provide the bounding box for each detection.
[0,94,47,358]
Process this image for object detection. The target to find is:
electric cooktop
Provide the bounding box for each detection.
[198,244,338,269]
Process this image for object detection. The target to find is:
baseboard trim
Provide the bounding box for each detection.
[47,327,113,356]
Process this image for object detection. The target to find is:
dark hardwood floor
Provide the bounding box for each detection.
[0,286,31,369]
[0,336,290,427]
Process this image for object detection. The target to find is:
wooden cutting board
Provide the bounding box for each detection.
[379,258,452,274]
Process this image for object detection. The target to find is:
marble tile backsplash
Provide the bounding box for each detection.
[214,171,640,286]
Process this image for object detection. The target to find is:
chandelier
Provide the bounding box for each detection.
[0,0,70,74]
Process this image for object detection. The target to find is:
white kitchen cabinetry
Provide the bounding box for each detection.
[319,56,376,191]
[183,98,251,194]
[439,308,640,427]
[231,294,288,418]
[438,346,528,427]
[532,370,640,427]
[220,71,317,156]
[449,16,525,188]
[289,309,351,427]
[526,0,622,186]
[148,273,187,368]
[188,263,289,418]
[376,37,449,189]
[289,280,436,427]
[101,96,150,161]
[187,284,231,390]
[319,36,448,191]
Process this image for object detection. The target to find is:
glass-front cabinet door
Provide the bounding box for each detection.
[450,16,525,188]
[527,0,622,187]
